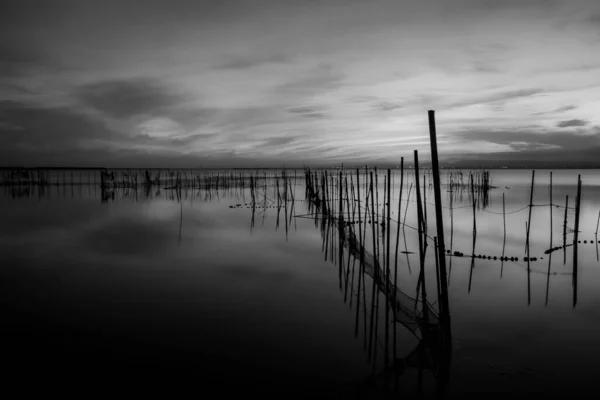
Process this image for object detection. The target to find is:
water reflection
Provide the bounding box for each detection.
[311,206,452,397]
[3,169,600,397]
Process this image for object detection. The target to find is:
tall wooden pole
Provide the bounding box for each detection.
[428,111,450,320]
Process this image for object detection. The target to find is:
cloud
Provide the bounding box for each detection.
[449,88,543,109]
[260,136,299,148]
[372,101,402,112]
[216,53,289,70]
[287,105,329,119]
[454,126,600,154]
[556,119,589,128]
[470,61,501,74]
[588,14,600,26]
[532,105,577,115]
[0,101,130,166]
[130,132,219,149]
[276,64,345,97]
[0,43,57,78]
[345,95,378,103]
[0,100,220,166]
[77,78,189,119]
[0,101,119,149]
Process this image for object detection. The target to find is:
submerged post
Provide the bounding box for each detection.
[428,111,451,322]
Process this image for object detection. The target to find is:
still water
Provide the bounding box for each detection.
[1,169,600,398]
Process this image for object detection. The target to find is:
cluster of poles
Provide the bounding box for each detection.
[301,111,453,393]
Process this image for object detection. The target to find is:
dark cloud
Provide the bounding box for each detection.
[302,113,327,119]
[589,14,600,26]
[471,62,501,73]
[217,54,289,70]
[77,78,188,119]
[0,100,118,148]
[0,43,57,78]
[532,105,577,115]
[450,88,543,108]
[345,95,378,103]
[372,101,402,112]
[287,106,329,119]
[288,106,317,114]
[554,105,577,113]
[556,119,589,128]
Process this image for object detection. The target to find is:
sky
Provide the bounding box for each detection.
[1,0,600,168]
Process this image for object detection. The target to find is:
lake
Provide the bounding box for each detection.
[1,168,599,398]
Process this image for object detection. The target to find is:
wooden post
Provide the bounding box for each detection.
[428,110,450,321]
[550,172,553,249]
[355,169,363,338]
[564,195,569,265]
[470,173,477,236]
[375,170,380,269]
[339,170,344,286]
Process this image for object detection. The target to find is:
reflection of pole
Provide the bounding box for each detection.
[339,171,343,288]
[526,171,535,305]
[385,169,391,368]
[413,151,428,323]
[393,158,403,361]
[368,172,377,361]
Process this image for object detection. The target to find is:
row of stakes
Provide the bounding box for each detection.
[230,201,599,263]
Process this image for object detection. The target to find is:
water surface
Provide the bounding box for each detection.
[2,168,600,397]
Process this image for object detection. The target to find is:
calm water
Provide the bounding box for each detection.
[2,168,600,397]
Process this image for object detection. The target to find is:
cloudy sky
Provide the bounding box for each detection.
[2,0,600,168]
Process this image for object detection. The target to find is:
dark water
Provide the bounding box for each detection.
[2,169,600,397]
